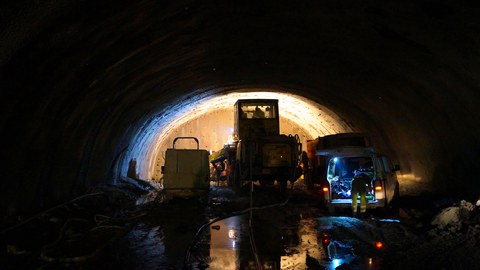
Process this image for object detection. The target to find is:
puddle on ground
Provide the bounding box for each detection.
[115,188,384,270]
[190,215,382,269]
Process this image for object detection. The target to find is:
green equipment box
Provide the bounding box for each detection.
[163,137,210,190]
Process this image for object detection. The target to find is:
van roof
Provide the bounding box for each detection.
[316,146,376,157]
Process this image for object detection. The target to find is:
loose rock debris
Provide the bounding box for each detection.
[381,199,480,270]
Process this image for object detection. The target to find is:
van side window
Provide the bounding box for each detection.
[375,158,384,177]
[381,156,392,173]
[327,158,338,181]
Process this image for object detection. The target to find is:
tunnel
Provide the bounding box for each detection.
[1,0,480,223]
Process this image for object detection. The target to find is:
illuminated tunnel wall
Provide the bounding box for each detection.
[1,0,480,219]
[124,91,353,181]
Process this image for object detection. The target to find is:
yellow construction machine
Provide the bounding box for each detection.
[209,99,302,192]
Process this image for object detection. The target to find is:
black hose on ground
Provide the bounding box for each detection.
[183,193,291,269]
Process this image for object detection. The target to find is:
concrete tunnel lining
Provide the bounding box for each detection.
[123,90,354,182]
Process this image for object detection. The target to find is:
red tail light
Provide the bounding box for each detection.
[322,187,329,193]
[322,233,330,245]
[375,241,383,249]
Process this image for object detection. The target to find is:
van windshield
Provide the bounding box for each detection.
[327,156,374,181]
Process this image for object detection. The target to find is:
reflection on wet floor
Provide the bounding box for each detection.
[204,214,282,269]
[193,214,382,269]
[208,215,243,269]
[317,217,382,270]
[0,184,408,270]
[124,188,384,269]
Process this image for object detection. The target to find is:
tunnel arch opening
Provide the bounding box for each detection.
[118,89,355,184]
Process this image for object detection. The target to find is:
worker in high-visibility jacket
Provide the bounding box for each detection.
[351,170,372,216]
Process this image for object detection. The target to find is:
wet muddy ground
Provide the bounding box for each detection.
[2,182,479,269]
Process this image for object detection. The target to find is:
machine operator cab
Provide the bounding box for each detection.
[234,99,280,140]
[229,99,301,189]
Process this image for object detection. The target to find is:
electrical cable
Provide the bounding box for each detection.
[0,192,105,235]
[247,143,262,269]
[184,134,303,269]
[248,221,262,270]
[38,213,145,264]
[183,192,291,269]
[248,148,262,270]
[2,190,148,266]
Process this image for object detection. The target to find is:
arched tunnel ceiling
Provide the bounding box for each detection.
[128,90,353,181]
[1,0,480,218]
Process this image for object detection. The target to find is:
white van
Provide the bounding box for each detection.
[306,133,400,213]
